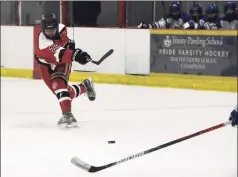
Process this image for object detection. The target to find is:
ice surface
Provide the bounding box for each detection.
[1,77,237,177]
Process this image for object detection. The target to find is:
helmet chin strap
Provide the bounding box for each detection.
[44,31,60,40]
[43,27,60,40]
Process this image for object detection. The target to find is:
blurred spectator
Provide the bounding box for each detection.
[72,1,101,26]
[138,1,190,29]
[137,1,238,30]
[189,4,204,23]
[183,3,204,29]
[220,1,238,29]
[199,4,222,30]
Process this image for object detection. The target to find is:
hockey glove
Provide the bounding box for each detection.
[229,106,238,127]
[209,23,219,30]
[66,39,75,50]
[138,22,150,29]
[203,22,211,30]
[184,21,195,29]
[72,48,92,65]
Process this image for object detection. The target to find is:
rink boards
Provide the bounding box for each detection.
[1,26,237,92]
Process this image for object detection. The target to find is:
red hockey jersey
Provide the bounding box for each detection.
[34,24,73,66]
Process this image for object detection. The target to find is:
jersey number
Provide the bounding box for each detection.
[49,44,60,53]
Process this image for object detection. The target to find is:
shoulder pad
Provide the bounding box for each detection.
[58,23,66,33]
[201,16,208,22]
[222,16,228,21]
[215,17,222,23]
[182,13,191,22]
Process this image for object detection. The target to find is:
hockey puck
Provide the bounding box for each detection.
[108,141,115,144]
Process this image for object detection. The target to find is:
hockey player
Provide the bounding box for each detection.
[190,3,203,23]
[183,3,204,29]
[34,13,96,128]
[199,4,222,30]
[229,106,238,127]
[220,1,238,29]
[138,1,191,29]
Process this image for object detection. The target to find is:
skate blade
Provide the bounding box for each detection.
[58,122,78,129]
[66,123,78,128]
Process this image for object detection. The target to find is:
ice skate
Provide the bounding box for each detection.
[81,76,96,101]
[57,112,77,128]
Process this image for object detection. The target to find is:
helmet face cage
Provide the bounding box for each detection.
[169,2,181,19]
[224,1,237,15]
[206,5,218,21]
[190,4,202,15]
[190,4,203,21]
[41,13,59,40]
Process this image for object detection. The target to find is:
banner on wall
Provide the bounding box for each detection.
[150,33,238,77]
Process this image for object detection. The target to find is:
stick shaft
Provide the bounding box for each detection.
[103,121,230,171]
[116,121,231,165]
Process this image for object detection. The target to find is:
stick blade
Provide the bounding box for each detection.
[71,157,92,172]
[71,157,104,173]
[97,49,114,64]
[92,49,114,65]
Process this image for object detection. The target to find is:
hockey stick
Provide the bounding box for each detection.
[90,49,114,65]
[71,121,231,173]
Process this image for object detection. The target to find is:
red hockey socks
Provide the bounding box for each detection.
[51,78,72,114]
[68,83,86,100]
